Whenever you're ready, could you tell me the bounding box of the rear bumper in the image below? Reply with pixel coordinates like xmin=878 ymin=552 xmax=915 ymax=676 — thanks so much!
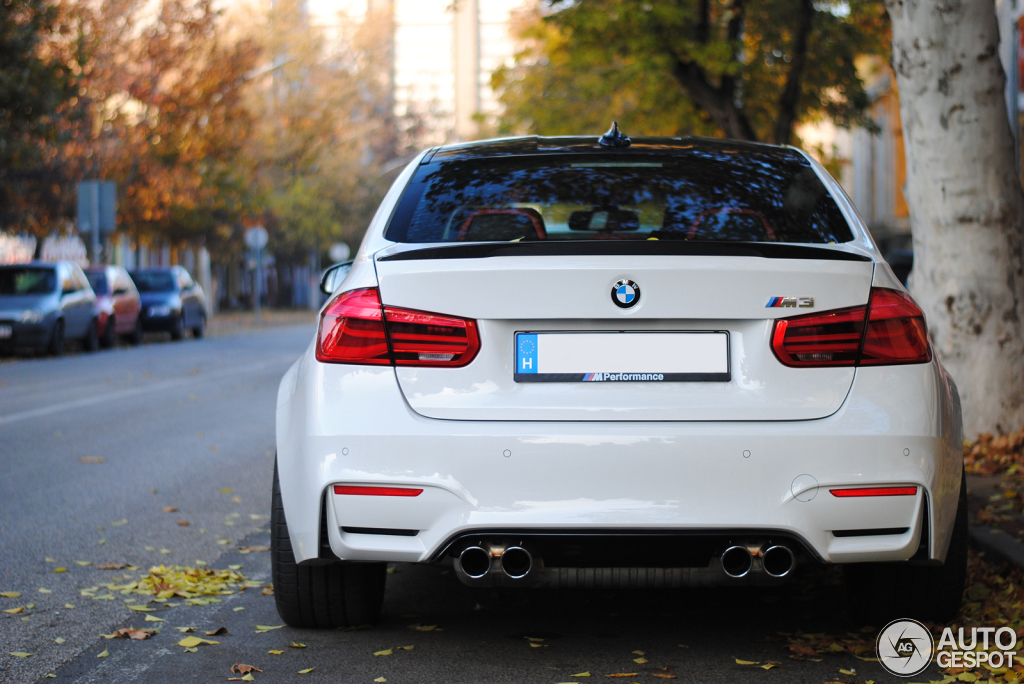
xmin=276 ymin=353 xmax=962 ymax=568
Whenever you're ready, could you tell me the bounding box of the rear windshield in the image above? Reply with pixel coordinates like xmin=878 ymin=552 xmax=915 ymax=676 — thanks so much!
xmin=131 ymin=271 xmax=176 ymax=292
xmin=385 ymin=152 xmax=853 ymax=244
xmin=0 ymin=268 xmax=57 ymax=295
xmin=85 ymin=270 xmax=108 ymax=294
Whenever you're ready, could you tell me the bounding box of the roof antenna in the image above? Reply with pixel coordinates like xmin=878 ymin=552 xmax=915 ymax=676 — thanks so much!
xmin=598 ymin=121 xmax=631 ymax=148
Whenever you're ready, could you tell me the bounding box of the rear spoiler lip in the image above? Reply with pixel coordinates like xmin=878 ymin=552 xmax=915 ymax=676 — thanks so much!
xmin=376 ymin=240 xmax=873 ymax=263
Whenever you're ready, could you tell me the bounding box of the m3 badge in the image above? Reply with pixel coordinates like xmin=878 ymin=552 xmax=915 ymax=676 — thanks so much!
xmin=766 ymin=296 xmax=814 ymax=308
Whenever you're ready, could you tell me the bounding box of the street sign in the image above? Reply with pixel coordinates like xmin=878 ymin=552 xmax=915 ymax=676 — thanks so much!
xmin=77 ymin=181 xmax=116 ymax=234
xmin=245 ymin=226 xmax=268 ymax=250
xmin=329 ymin=242 xmax=350 ymax=263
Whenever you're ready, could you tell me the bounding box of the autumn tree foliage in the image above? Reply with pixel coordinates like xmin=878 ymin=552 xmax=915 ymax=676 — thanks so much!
xmin=2 ymin=0 xmax=407 ymax=263
xmin=493 ymin=0 xmax=888 ymax=145
xmin=238 ymin=0 xmax=408 ymax=261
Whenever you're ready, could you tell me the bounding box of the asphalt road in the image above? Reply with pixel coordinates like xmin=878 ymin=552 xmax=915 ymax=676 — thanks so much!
xmin=0 ymin=325 xmax=925 ymax=684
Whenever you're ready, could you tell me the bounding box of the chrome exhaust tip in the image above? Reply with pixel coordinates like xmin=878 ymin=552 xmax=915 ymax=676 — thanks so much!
xmin=762 ymin=545 xmax=795 ymax=578
xmin=458 ymin=546 xmax=492 ymax=579
xmin=721 ymin=545 xmax=753 ymax=578
xmin=500 ymin=546 xmax=533 ymax=579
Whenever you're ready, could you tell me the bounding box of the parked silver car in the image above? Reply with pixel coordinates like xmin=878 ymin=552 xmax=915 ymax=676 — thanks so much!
xmin=0 ymin=261 xmax=99 ymax=355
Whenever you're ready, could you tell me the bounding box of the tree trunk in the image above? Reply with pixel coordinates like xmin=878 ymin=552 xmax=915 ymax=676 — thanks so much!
xmin=886 ymin=0 xmax=1024 ymax=436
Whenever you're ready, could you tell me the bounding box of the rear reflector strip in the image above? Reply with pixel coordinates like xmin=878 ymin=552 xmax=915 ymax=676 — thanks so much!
xmin=829 ymin=486 xmax=918 ymax=497
xmin=333 ymin=485 xmax=423 ymax=497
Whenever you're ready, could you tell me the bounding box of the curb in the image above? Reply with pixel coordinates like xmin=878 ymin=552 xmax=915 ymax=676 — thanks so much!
xmin=969 ymin=524 xmax=1024 ymax=569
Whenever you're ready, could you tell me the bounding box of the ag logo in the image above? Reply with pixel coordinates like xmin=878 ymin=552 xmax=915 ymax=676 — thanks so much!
xmin=877 ymin=619 xmax=934 ymax=677
xmin=611 ymin=279 xmax=641 ymax=309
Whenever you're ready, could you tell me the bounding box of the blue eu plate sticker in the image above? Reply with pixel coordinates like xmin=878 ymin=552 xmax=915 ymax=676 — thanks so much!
xmin=517 ymin=334 xmax=538 ymax=374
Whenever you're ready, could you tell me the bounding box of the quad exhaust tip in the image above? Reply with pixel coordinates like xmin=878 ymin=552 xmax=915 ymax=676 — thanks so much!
xmin=500 ymin=546 xmax=533 ymax=579
xmin=761 ymin=545 xmax=795 ymax=578
xmin=721 ymin=545 xmax=753 ymax=578
xmin=458 ymin=546 xmax=491 ymax=579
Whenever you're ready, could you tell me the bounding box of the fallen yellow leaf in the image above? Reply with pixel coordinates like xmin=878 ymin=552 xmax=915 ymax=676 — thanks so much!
xmin=735 ymin=659 xmax=759 ymax=665
xmin=127 ymin=605 xmax=154 ymax=612
xmin=183 ymin=647 xmax=198 ymax=653
xmin=290 ymin=642 xmax=306 ymax=648
xmin=175 ymin=627 xmax=194 ymax=633
xmin=413 ymin=624 xmax=436 ymax=631
xmin=38 ymin=588 xmax=51 ymax=594
xmin=178 ymin=636 xmax=219 ymax=648
xmin=632 ymin=650 xmax=644 ymax=656
xmin=240 ymin=675 xmax=255 ymax=682
xmin=74 ymin=561 xmax=91 ymax=566
xmin=525 ymin=637 xmax=545 ymax=642
xmin=396 ymin=645 xmax=414 ymax=651
xmin=373 ymin=678 xmax=385 ymax=683
xmin=571 ymin=673 xmax=591 ymax=677
xmin=634 ymin=657 xmax=648 ymax=664
xmin=54 ymin=638 xmax=65 ymax=644
xmin=53 ymin=568 xmax=67 ymax=573
xmin=267 ymin=650 xmax=284 ymax=655
xmin=97 ymin=649 xmax=109 ymax=658
xmin=839 ymin=669 xmax=856 ymax=676
xmin=144 ymin=615 xmax=164 ymax=622
xmin=298 ymin=668 xmax=315 ymax=674
xmin=374 ymin=648 xmax=393 ymax=656
xmin=1 ymin=592 xmax=22 ymax=598
xmin=10 ymin=652 xmax=34 ymax=658
xmin=64 ymin=603 xmax=74 ymax=609
xmin=4 ymin=607 xmax=24 ymax=614
xmin=760 ymin=663 xmax=777 ymax=670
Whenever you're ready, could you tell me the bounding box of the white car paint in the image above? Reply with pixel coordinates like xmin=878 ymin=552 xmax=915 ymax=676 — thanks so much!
xmin=276 ymin=140 xmax=963 ymax=580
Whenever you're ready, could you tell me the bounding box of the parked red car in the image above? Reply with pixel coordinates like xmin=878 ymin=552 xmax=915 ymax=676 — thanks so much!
xmin=84 ymin=266 xmax=143 ymax=347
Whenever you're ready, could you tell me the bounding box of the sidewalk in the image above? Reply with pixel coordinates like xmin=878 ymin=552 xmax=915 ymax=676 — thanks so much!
xmin=967 ymin=473 xmax=1024 ymax=568
xmin=207 ymin=309 xmax=318 ymax=337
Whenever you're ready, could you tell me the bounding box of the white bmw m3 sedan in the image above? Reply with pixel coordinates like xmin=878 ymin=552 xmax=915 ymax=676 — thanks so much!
xmin=273 ymin=126 xmax=966 ymax=628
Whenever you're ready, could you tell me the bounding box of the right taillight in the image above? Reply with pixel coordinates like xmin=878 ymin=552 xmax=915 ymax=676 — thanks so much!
xmin=316 ymin=287 xmax=480 ymax=367
xmin=771 ymin=287 xmax=931 ymax=368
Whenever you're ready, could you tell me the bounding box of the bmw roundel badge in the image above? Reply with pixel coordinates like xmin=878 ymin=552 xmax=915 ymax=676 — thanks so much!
xmin=611 ymin=279 xmax=641 ymax=308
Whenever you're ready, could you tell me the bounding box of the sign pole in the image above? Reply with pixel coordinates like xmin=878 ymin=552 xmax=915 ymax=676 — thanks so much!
xmin=255 ymin=245 xmax=262 ymax=322
xmin=91 ymin=183 xmax=101 ymax=265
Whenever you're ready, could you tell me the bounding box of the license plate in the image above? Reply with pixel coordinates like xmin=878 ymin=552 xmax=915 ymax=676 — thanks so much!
xmin=0 ymin=325 xmax=11 ymax=339
xmin=514 ymin=332 xmax=730 ymax=383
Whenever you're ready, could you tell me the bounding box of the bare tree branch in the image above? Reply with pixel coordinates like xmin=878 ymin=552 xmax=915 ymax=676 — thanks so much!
xmin=772 ymin=0 xmax=815 ymax=144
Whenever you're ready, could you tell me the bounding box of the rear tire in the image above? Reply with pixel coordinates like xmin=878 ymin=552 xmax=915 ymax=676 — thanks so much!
xmin=101 ymin=316 xmax=116 ymax=348
xmin=83 ymin=319 xmax=99 ymax=352
xmin=48 ymin=320 xmax=65 ymax=357
xmin=192 ymin=314 xmax=205 ymax=339
xmin=844 ymin=470 xmax=968 ymax=623
xmin=271 ymin=460 xmax=386 ymax=628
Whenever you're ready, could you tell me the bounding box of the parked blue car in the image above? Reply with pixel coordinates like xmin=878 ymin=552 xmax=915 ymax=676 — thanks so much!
xmin=130 ymin=266 xmax=207 ymax=340
xmin=0 ymin=261 xmax=99 ymax=355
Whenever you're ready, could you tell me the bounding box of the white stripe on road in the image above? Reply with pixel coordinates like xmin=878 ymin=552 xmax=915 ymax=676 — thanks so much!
xmin=0 ymin=354 xmax=297 ymax=426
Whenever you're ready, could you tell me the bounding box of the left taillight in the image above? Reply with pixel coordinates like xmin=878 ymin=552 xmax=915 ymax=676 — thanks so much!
xmin=316 ymin=287 xmax=480 ymax=367
xmin=771 ymin=287 xmax=931 ymax=368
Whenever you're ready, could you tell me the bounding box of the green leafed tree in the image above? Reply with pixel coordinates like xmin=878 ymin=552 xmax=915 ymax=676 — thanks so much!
xmin=493 ymin=0 xmax=888 ymax=144
xmin=0 ymin=0 xmax=86 ymax=232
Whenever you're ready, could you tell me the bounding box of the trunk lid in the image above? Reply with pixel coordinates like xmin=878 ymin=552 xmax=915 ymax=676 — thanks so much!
xmin=375 ymin=246 xmax=874 ymax=421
